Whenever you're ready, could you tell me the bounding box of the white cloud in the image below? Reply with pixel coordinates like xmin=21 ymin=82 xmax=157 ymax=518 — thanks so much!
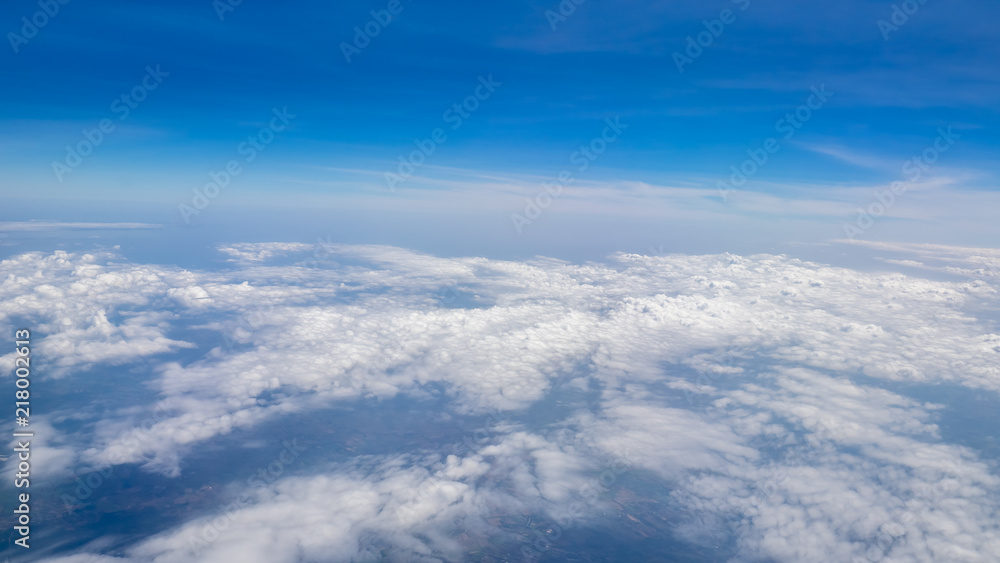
xmin=45 ymin=432 xmax=597 ymax=563
xmin=0 ymin=222 xmax=162 ymax=231
xmin=0 ymin=251 xmax=196 ymax=377
xmin=4 ymin=418 xmax=76 ymax=481
xmin=217 ymin=243 xmax=314 ymax=263
xmin=9 ymin=243 xmax=1000 ymax=562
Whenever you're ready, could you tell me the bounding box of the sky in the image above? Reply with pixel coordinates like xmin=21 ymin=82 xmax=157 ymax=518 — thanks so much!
xmin=2 ymin=0 xmax=999 ymax=260
xmin=4 ymin=3 xmax=1000 ymax=562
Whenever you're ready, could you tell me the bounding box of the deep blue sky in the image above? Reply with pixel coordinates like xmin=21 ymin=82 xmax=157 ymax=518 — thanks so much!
xmin=1 ymin=0 xmax=998 ymax=255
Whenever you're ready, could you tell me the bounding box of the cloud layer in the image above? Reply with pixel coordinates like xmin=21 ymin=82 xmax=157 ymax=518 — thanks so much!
xmin=3 ymin=243 xmax=999 ymax=562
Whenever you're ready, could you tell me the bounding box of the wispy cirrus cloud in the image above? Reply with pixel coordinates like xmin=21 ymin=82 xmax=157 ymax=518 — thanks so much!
xmin=0 ymin=222 xmax=163 ymax=231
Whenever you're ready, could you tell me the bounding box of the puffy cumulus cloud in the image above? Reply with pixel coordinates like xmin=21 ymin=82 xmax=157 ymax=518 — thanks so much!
xmin=601 ymin=253 xmax=1000 ymax=392
xmin=579 ymin=402 xmax=759 ymax=479
xmin=217 ymin=242 xmax=314 ymax=264
xmin=43 ymin=432 xmax=599 ymax=563
xmin=165 ymin=286 xmax=211 ymax=308
xmin=83 ymin=297 xmax=599 ymax=472
xmin=0 ymin=251 xmax=196 ymax=377
xmin=583 ymin=367 xmax=1000 ymax=562
xmin=9 ymin=243 xmax=1000 ymax=562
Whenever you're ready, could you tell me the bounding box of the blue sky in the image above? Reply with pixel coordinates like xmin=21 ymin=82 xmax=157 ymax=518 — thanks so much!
xmin=6 ymin=4 xmax=1000 ymax=560
xmin=2 ymin=0 xmax=998 ymax=257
